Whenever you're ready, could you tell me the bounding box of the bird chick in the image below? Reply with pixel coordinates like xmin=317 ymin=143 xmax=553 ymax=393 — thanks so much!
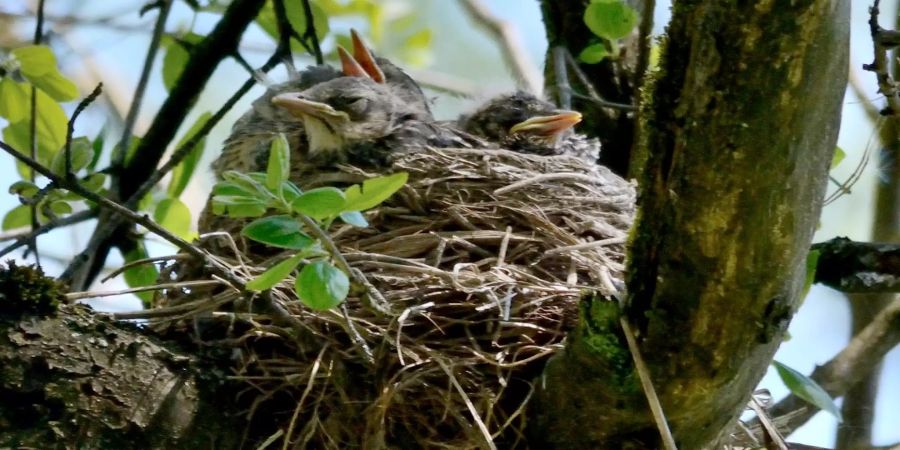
xmin=460 ymin=92 xmax=600 ymax=163
xmin=212 ymin=65 xmax=341 ymax=177
xmin=271 ymin=75 xmax=429 ymax=168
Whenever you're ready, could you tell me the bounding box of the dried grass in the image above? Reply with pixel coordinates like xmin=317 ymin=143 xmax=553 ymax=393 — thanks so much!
xmin=156 ymin=147 xmax=635 ymax=448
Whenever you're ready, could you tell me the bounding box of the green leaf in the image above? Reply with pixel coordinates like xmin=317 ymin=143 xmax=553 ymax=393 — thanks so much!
xmin=282 ymin=180 xmax=303 ymax=204
xmin=832 ymin=146 xmax=846 ymax=169
xmin=579 ymin=43 xmax=610 ymax=64
xmin=772 ymin=361 xmax=842 ymax=422
xmin=0 ymin=77 xmax=30 ymax=122
xmin=1 ymin=84 xmax=68 ymax=171
xmin=48 ymin=200 xmax=72 ymax=216
xmin=89 ymin=128 xmax=105 ymax=171
xmin=245 ymin=253 xmax=304 ymax=291
xmin=81 ymin=173 xmax=107 ymax=193
xmin=154 ymin=198 xmax=193 ymax=241
xmin=339 ymin=210 xmax=368 ymax=227
xmin=2 ymin=205 xmax=31 ymax=230
xmin=241 ymin=215 xmax=313 ymax=249
xmin=168 ymin=111 xmax=212 ymax=197
xmin=222 ymin=171 xmax=274 ymax=199
xmin=211 ymin=195 xmax=268 ymax=218
xmin=9 ymin=180 xmax=39 ymax=199
xmin=12 ymin=45 xmax=78 ymax=101
xmin=295 ymin=261 xmax=349 ymax=310
xmin=50 ymin=136 xmax=93 ymax=176
xmin=122 ymin=243 xmax=160 ymax=306
xmin=343 ymin=172 xmax=408 ymax=212
xmin=291 ymin=187 xmax=345 ymax=220
xmin=266 ymin=133 xmax=290 ymax=192
xmin=584 ymin=0 xmax=638 ymax=41
xmin=161 ymin=33 xmax=203 ymax=91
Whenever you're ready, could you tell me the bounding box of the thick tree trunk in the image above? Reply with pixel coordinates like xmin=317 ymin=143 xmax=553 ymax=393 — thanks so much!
xmin=531 ymin=1 xmax=849 ymax=448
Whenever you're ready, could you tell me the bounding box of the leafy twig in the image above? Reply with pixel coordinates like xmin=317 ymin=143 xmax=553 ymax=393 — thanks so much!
xmin=27 ymin=0 xmax=48 ymax=265
xmin=0 ymin=209 xmax=96 ymax=258
xmin=65 ymin=83 xmax=103 ymax=176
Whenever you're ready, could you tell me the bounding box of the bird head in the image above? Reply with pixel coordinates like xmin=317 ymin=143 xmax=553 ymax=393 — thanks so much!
xmin=462 ymin=92 xmax=583 ymax=148
xmin=271 ymin=76 xmax=415 ymax=159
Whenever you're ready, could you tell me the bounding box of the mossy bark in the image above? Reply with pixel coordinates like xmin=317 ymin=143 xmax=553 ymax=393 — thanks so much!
xmin=531 ymin=1 xmax=849 ymax=448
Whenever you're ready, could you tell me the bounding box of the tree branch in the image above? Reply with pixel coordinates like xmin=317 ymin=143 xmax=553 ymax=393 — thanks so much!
xmin=458 ymin=0 xmax=542 ymax=94
xmin=812 ymin=237 xmax=900 ymax=293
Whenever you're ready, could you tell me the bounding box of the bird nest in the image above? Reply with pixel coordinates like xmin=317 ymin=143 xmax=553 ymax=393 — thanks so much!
xmin=158 ymin=147 xmax=635 ymax=448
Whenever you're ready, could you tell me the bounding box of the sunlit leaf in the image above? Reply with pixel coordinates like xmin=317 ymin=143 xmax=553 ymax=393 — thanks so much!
xmin=831 ymin=146 xmax=845 ymax=169
xmin=295 ymin=260 xmax=349 ymax=310
xmin=168 ymin=111 xmax=212 ymax=197
xmin=246 ymin=253 xmax=304 ymax=291
xmin=266 ymin=133 xmax=290 ymax=193
xmin=772 ymin=361 xmax=842 ymax=422
xmin=81 ymin=173 xmax=106 ymax=193
xmin=291 ymin=187 xmax=345 ymax=220
xmin=241 ymin=215 xmax=313 ymax=249
xmin=49 ymin=136 xmax=92 ymax=176
xmin=161 ymin=33 xmax=203 ymax=91
xmin=579 ymin=43 xmax=610 ymax=64
xmin=584 ymin=0 xmax=638 ymax=41
xmin=0 ymin=77 xmax=30 ymax=122
xmin=2 ymin=205 xmax=31 ymax=230
xmin=12 ymin=45 xmax=78 ymax=101
xmin=9 ymin=180 xmax=39 ymax=199
xmin=0 ymin=83 xmax=68 ymax=172
xmin=211 ymin=195 xmax=268 ymax=218
xmin=122 ymin=243 xmax=160 ymax=306
xmin=154 ymin=197 xmax=193 ymax=240
xmin=343 ymin=172 xmax=407 ymax=212
xmin=48 ymin=200 xmax=72 ymax=216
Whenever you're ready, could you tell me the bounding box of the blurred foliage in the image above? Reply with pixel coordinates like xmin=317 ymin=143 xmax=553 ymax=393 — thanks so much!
xmin=578 ymin=0 xmax=638 ymax=64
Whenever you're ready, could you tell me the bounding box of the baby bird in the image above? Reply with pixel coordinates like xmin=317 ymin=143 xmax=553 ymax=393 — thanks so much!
xmin=460 ymin=92 xmax=600 ymax=163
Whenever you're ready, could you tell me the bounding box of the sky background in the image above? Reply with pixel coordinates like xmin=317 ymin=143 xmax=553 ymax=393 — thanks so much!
xmin=0 ymin=0 xmax=895 ymax=446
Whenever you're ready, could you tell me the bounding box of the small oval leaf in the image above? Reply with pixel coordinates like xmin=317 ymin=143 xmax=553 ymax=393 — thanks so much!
xmin=339 ymin=211 xmax=368 ymax=227
xmin=241 ymin=215 xmax=313 ymax=249
xmin=2 ymin=205 xmax=32 ymax=230
xmin=295 ymin=261 xmax=349 ymax=310
xmin=773 ymin=361 xmax=842 ymax=422
xmin=291 ymin=187 xmax=346 ymax=220
xmin=343 ymin=172 xmax=408 ymax=212
xmin=267 ymin=133 xmax=290 ymax=192
xmin=154 ymin=198 xmax=193 ymax=240
xmin=583 ymin=1 xmax=638 ymax=41
xmin=246 ymin=253 xmax=304 ymax=292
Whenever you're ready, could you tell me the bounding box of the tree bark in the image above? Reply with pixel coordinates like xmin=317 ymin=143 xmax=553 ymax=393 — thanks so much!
xmin=0 ymin=305 xmax=246 ymax=449
xmin=531 ymin=1 xmax=849 ymax=448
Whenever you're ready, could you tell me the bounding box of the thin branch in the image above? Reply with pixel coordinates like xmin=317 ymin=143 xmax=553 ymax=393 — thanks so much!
xmin=65 ymin=83 xmax=103 ymax=176
xmin=563 ymin=50 xmax=636 ymax=111
xmin=849 ymin=62 xmax=881 ymax=123
xmin=863 ymin=0 xmax=900 ymax=115
xmin=553 ymin=46 xmax=572 ymax=109
xmin=27 ymin=0 xmax=47 ymax=265
xmin=111 ymin=0 xmax=172 ymax=172
xmin=458 ymin=0 xmax=542 ymax=94
xmin=745 ymin=297 xmax=900 ymax=435
xmin=0 ymin=209 xmax=96 ymax=258
xmin=299 ymin=0 xmax=323 ymax=64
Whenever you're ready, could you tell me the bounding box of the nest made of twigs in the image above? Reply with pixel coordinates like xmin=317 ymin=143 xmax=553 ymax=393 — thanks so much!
xmin=157 ymin=146 xmax=635 ymax=449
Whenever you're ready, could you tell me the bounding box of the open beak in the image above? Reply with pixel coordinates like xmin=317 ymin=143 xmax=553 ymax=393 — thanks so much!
xmin=271 ymin=92 xmax=348 ymax=121
xmin=350 ymin=29 xmax=386 ymax=83
xmin=338 ymin=45 xmax=371 ymax=79
xmin=508 ymin=111 xmax=582 ymax=137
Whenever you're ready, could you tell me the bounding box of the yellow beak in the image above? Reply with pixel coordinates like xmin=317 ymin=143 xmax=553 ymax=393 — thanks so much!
xmin=508 ymin=111 xmax=583 ymax=136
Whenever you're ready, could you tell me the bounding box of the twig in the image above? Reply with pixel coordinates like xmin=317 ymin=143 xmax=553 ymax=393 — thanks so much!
xmin=65 ymin=280 xmax=224 ymax=301
xmin=812 ymin=237 xmax=900 ymax=293
xmin=745 ymin=297 xmax=900 ymax=436
xmin=100 ymin=253 xmax=187 ymax=282
xmin=553 ymin=46 xmax=571 ymax=109
xmin=0 ymin=209 xmax=95 ymax=258
xmin=65 ymin=83 xmax=103 ymax=176
xmin=111 ymin=0 xmax=172 ymax=172
xmin=563 ymin=50 xmax=637 ymax=111
xmin=458 ymin=0 xmax=541 ymax=94
xmin=299 ymin=0 xmax=323 ymax=64
xmin=864 ymin=0 xmax=900 ymax=114
xmin=544 ymin=236 xmax=626 ymax=257
xmin=493 ymin=172 xmax=600 ymax=195
xmin=849 ymin=62 xmax=881 ymax=123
